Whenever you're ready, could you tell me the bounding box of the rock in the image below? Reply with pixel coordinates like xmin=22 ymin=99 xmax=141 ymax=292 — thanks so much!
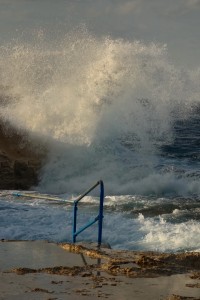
xmin=0 ymin=121 xmax=46 ymax=190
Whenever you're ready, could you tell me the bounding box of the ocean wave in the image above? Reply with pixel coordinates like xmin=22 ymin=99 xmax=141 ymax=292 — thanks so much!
xmin=0 ymin=28 xmax=200 ymax=195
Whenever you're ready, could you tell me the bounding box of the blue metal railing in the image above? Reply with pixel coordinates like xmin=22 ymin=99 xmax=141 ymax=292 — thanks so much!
xmin=12 ymin=180 xmax=104 ymax=246
xmin=72 ymin=180 xmax=104 ymax=246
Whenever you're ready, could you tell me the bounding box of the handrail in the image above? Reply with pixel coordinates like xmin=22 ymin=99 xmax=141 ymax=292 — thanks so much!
xmin=72 ymin=180 xmax=104 ymax=246
xmin=12 ymin=180 xmax=105 ymax=246
xmin=12 ymin=192 xmax=70 ymax=202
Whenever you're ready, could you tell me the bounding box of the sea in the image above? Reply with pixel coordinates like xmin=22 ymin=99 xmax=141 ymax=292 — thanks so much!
xmin=0 ymin=29 xmax=200 ymax=252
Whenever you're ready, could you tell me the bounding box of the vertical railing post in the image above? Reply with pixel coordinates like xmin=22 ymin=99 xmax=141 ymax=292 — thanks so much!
xmin=98 ymin=180 xmax=104 ymax=246
xmin=73 ymin=202 xmax=78 ymax=243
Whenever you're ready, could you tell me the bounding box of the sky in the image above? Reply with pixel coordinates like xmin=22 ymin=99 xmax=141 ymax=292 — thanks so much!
xmin=0 ymin=0 xmax=200 ymax=69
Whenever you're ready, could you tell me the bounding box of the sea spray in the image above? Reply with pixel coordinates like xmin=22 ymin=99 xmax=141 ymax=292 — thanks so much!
xmin=0 ymin=28 xmax=200 ymax=195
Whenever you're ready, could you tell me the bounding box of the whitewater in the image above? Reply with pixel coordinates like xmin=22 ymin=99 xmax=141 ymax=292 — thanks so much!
xmin=0 ymin=28 xmax=200 ymax=252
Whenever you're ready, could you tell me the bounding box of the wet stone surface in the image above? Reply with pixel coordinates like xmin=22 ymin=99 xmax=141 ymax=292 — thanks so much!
xmin=1 ymin=241 xmax=200 ymax=299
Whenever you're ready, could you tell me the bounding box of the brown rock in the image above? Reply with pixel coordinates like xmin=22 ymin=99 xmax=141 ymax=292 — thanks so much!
xmin=0 ymin=121 xmax=46 ymax=190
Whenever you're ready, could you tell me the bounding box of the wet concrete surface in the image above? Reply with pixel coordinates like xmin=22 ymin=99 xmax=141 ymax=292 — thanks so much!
xmin=0 ymin=240 xmax=96 ymax=270
xmin=0 ymin=241 xmax=200 ymax=300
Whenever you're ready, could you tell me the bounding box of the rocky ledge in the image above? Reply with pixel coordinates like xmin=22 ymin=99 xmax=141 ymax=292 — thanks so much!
xmin=0 ymin=122 xmax=45 ymax=190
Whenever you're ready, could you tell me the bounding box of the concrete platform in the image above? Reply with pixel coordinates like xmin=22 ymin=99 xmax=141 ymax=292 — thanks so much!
xmin=0 ymin=241 xmax=200 ymax=300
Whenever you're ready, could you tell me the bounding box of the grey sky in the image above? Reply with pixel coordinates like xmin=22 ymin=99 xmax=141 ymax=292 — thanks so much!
xmin=0 ymin=0 xmax=200 ymax=68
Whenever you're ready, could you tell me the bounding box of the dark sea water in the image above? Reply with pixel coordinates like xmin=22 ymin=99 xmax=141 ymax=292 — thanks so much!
xmin=0 ymin=30 xmax=200 ymax=252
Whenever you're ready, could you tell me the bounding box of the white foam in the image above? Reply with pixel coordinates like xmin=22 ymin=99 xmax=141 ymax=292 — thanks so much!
xmin=0 ymin=28 xmax=200 ymax=195
xmin=1 ymin=195 xmax=200 ymax=252
xmin=137 ymin=213 xmax=200 ymax=252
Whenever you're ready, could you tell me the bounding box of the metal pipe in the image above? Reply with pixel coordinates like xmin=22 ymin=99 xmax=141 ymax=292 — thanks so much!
xmin=75 ymin=181 xmax=100 ymax=203
xmin=73 ymin=216 xmax=99 ymax=237
xmin=73 ymin=202 xmax=78 ymax=243
xmin=12 ymin=192 xmax=70 ymax=202
xmin=98 ymin=180 xmax=104 ymax=246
